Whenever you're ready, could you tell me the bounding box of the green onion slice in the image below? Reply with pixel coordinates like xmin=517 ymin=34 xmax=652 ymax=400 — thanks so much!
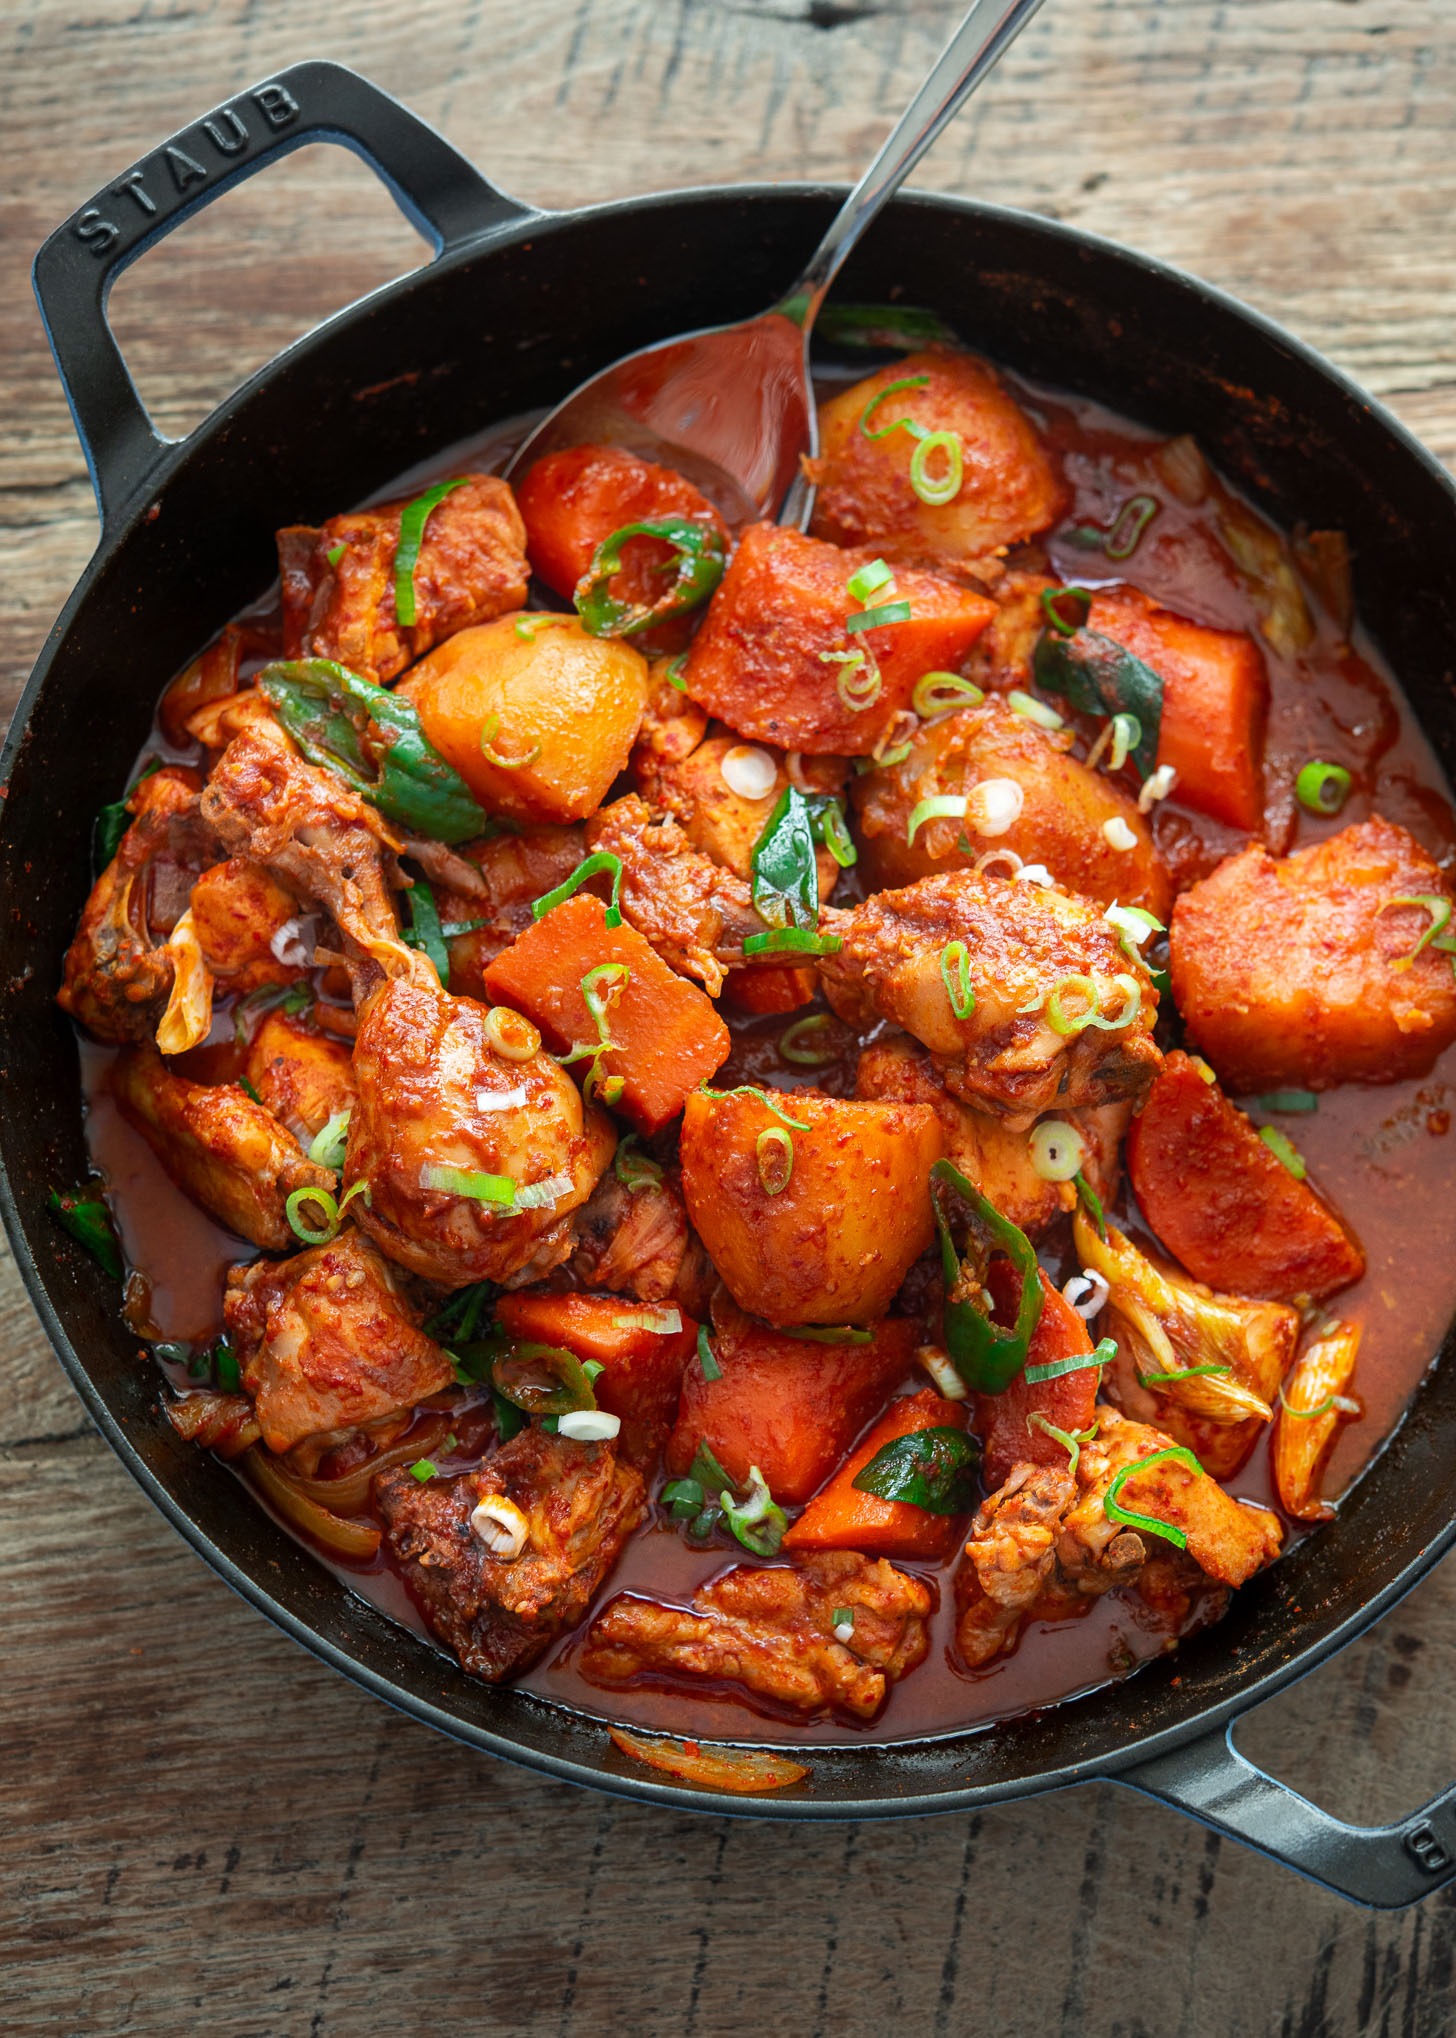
xmin=699 ymin=1082 xmax=810 ymax=1130
xmin=238 ymin=1075 xmax=264 ymax=1107
xmin=284 ymin=1179 xmax=369 ymax=1246
xmin=719 ymin=1465 xmax=788 ymax=1557
xmin=326 ymin=541 xmax=347 ymax=568
xmin=846 ymin=599 xmax=912 ymax=635
xmin=912 ymin=671 xmax=984 ymax=720
xmin=531 ymin=850 xmax=624 ymax=929
xmin=779 ymin=1013 xmax=839 ymax=1066
xmin=665 ymin=653 xmax=689 ymax=693
xmin=756 ymin=1126 xmax=794 ymax=1196
xmin=233 ymin=978 xmax=312 ymax=1045
xmin=614 ymin=1135 xmax=664 ymax=1192
xmin=47 ymin=1187 xmax=122 ymax=1279
xmin=820 ymin=645 xmax=884 ymax=713
xmin=1102 ymin=1443 xmax=1203 ymax=1550
xmin=1294 ymin=759 xmax=1353 ymax=816
xmin=1074 ymin=1170 xmax=1107 ymax=1238
xmin=420 ymin=1165 xmax=518 ymax=1206
xmin=859 ymin=375 xmax=931 ymax=439
xmin=480 ymin=711 xmax=543 ymax=772
xmin=1025 ymin=1337 xmax=1117 ymax=1386
xmin=783 ymin=1324 xmax=874 ymax=1344
xmin=1027 ymin=1412 xmax=1099 ymax=1476
xmin=575 ymin=516 xmax=726 ymax=637
xmin=307 ymin=1108 xmax=352 ymax=1173
xmin=1104 ymin=904 xmax=1164 ymax=970
xmin=1040 ymin=586 xmax=1093 ymax=638
xmin=1258 ymin=1125 xmax=1307 ymax=1179
xmin=1382 ymin=893 xmax=1454 ymax=972
xmin=908 ymin=430 xmax=964 ymax=506
xmin=408 ymin=1458 xmax=437 ymax=1482
xmin=940 ymin=939 xmax=975 ymax=1020
xmin=1137 ymin=1362 xmax=1233 ymax=1387
xmin=1277 ymin=1384 xmax=1337 ymax=1420
xmin=931 ymin=1157 xmax=1044 ymax=1395
xmin=696 ymin=1324 xmax=723 ymax=1382
xmin=395 ymin=479 xmax=470 ymax=629
xmin=906 ymin=793 xmax=968 ymax=847
xmin=846 ymin=558 xmax=896 ymax=603
xmin=1104 ymin=494 xmax=1160 ymax=560
xmin=1108 ymin=712 xmax=1142 ymax=772
xmin=1045 ymin=973 xmax=1142 ymax=1037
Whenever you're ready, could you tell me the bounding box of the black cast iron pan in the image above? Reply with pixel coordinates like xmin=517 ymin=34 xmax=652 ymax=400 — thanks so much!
xmin=9 ymin=59 xmax=1456 ymax=1905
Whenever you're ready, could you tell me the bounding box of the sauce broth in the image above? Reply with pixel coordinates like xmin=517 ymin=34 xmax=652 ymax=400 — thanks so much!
xmin=74 ymin=364 xmax=1456 ymax=1744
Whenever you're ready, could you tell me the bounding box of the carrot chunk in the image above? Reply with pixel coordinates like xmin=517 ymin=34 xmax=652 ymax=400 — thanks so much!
xmin=1126 ymin=1051 xmax=1365 ymax=1304
xmin=783 ymin=1389 xmax=970 ymax=1558
xmin=494 ymin=1289 xmax=697 ymax=1471
xmin=665 ymin=1314 xmax=918 ymax=1505
xmin=483 ymin=893 xmax=730 ymax=1134
xmin=516 ymin=443 xmax=727 ymax=607
xmin=976 ymin=1263 xmax=1100 ymax=1489
xmin=1088 ymin=587 xmax=1268 ymax=832
xmin=682 ymin=524 xmax=997 ymax=756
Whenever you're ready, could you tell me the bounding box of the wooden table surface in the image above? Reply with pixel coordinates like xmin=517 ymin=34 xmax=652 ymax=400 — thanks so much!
xmin=6 ymin=2 xmax=1456 ymax=2030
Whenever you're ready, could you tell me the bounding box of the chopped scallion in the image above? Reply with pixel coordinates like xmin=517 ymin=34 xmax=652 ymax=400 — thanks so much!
xmin=394 ymin=479 xmax=470 ymax=628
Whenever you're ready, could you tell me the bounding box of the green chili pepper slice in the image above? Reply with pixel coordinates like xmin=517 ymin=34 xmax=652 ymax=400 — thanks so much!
xmin=930 ymin=1157 xmax=1044 ymax=1394
xmin=257 ymin=658 xmax=488 ymax=844
xmin=575 ymin=517 xmax=726 ymax=637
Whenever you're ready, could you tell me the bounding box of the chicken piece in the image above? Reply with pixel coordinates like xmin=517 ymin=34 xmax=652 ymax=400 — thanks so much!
xmin=632 ymin=724 xmax=846 ymax=897
xmin=224 ymin=1229 xmax=453 ymax=1455
xmin=585 ymin=795 xmax=775 ymax=995
xmin=199 ymin=716 xmax=418 ymax=980
xmin=278 ymin=473 xmax=529 ymax=686
xmin=559 ymin=1164 xmax=711 ymax=1309
xmin=964 ymin=570 xmax=1057 ymax=693
xmin=58 ymin=767 xmax=219 ymax=1043
xmin=806 ymin=349 xmax=1068 ymax=573
xmin=855 ymin=1032 xmax=1127 ymax=1238
xmin=955 ymin=1405 xmax=1283 ymax=1667
xmin=821 ymin=871 xmax=1162 ymax=1127
xmin=632 ymin=666 xmax=710 ymax=772
xmin=188 ymin=858 xmax=305 ymax=991
xmin=376 ymin=1425 xmax=645 ymax=1681
xmin=851 ymin=695 xmax=1171 ymax=915
xmin=346 ymin=974 xmax=614 ymax=1286
xmin=581 ymin=1552 xmax=934 ymax=1720
xmin=430 ymin=825 xmax=587 ymax=997
xmin=244 ymin=1011 xmax=357 ymax=1146
xmin=1170 ymin=817 xmax=1456 ymax=1089
xmin=113 ymin=1045 xmax=336 ymax=1251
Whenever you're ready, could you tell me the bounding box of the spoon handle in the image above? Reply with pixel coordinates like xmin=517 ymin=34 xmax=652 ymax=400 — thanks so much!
xmin=789 ymin=0 xmax=1050 ymax=324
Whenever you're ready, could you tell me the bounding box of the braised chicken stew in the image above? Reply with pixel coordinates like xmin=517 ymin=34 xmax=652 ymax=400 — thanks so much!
xmin=53 ymin=333 xmax=1456 ymax=1762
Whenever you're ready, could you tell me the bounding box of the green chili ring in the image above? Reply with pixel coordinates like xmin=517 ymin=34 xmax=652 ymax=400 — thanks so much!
xmin=575 ymin=517 xmax=726 ymax=637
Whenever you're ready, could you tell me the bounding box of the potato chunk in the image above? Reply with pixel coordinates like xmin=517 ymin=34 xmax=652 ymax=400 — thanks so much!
xmin=821 ymin=871 xmax=1162 ymax=1126
xmin=244 ymin=1011 xmax=356 ymax=1146
xmin=277 ymin=473 xmax=529 ymax=685
xmin=1170 ymin=817 xmax=1456 ymax=1089
xmin=678 ymin=1086 xmax=942 ymax=1325
xmin=806 ymin=349 xmax=1067 ymax=569
xmin=854 ymin=1032 xmax=1126 ymax=1239
xmin=681 ymin=523 xmax=996 ymax=756
xmin=851 ymin=693 xmax=1170 ymax=913
xmin=188 ymin=858 xmax=302 ymax=991
xmin=398 ymin=614 xmax=649 ymax=824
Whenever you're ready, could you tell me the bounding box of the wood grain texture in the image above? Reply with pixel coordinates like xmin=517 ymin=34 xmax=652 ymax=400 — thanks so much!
xmin=5 ymin=2 xmax=1456 ymax=2031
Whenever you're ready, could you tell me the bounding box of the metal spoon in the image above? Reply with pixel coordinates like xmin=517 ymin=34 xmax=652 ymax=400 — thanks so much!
xmin=506 ymin=0 xmax=1049 ymax=526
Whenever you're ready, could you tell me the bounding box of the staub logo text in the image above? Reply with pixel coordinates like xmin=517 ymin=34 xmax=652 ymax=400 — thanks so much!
xmin=72 ymin=82 xmax=301 ymax=256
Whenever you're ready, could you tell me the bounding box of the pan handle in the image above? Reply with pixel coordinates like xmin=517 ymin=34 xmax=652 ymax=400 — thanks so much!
xmin=1115 ymin=1722 xmax=1456 ymax=1908
xmin=31 ymin=59 xmax=537 ymax=530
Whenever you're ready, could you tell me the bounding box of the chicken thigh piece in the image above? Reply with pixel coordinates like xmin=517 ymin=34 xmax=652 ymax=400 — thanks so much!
xmin=581 ymin=1552 xmax=934 ymax=1720
xmin=225 ymin=1229 xmax=454 ymax=1456
xmin=345 ymin=974 xmax=615 ymax=1286
xmin=376 ymin=1426 xmax=646 ymax=1681
xmin=822 ymin=870 xmax=1162 ymax=1126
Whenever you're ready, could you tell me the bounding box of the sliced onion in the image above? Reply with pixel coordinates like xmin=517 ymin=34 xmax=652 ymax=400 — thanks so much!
xmin=269 ymin=915 xmax=316 ymax=967
xmin=558 ymin=1410 xmax=622 ymax=1441
xmin=1138 ymin=765 xmax=1178 ymax=813
xmin=973 ymin=847 xmax=1023 ymax=878
xmin=244 ymin=1445 xmax=383 ymax=1560
xmin=515 ymin=1170 xmax=574 ymax=1210
xmin=475 ymin=1086 xmax=529 ymax=1113
xmin=916 ymin=1344 xmax=969 ymax=1400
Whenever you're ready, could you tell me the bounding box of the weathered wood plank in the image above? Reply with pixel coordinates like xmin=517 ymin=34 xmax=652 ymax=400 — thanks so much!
xmin=6 ymin=3 xmax=1456 ymax=2032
